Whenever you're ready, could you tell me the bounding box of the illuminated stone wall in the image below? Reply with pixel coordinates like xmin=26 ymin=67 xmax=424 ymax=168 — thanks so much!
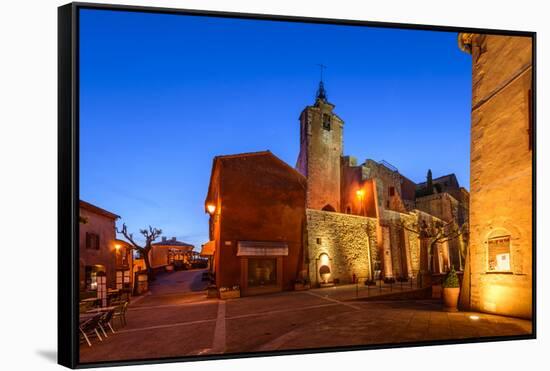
xmin=296 ymin=98 xmax=344 ymax=212
xmin=415 ymin=193 xmax=458 ymax=223
xmin=381 ymin=210 xmax=422 ymax=278
xmin=306 ymin=209 xmax=378 ymax=284
xmin=415 ymin=194 xmax=463 ymax=270
xmin=382 ymin=209 xmax=454 ymax=278
xmin=361 ymin=160 xmax=407 ymax=212
xmin=461 ymin=34 xmax=533 ymax=319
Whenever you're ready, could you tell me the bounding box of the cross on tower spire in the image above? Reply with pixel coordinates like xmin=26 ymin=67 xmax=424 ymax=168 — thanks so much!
xmin=316 ymin=64 xmax=327 ymax=101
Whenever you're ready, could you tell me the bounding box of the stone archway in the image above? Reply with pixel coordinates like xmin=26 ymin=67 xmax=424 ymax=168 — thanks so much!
xmin=322 ymin=204 xmax=336 ymax=212
xmin=316 ymin=253 xmax=333 ymax=286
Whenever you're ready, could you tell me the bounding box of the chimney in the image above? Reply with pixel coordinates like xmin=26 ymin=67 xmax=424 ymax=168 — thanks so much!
xmin=162 ymin=237 xmax=167 ymax=242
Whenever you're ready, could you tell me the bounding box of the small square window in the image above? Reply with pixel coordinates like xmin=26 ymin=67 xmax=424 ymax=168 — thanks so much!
xmin=487 ymin=236 xmax=511 ymax=272
xmin=316 ymin=238 xmax=322 ymax=245
xmin=389 ymin=186 xmax=395 ymax=196
xmin=86 ymin=232 xmax=100 ymax=250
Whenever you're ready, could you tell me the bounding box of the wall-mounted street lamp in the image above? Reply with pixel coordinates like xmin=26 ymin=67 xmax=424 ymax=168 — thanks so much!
xmin=206 ymin=203 xmax=216 ymax=215
xmin=356 ymin=189 xmax=365 ymax=216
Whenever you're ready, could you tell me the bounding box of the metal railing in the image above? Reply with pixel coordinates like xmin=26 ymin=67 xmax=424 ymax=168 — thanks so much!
xmin=353 ymin=276 xmax=422 ymax=299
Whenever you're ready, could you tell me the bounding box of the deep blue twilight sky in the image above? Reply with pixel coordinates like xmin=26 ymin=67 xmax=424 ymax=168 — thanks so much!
xmin=79 ymin=9 xmax=472 ymax=247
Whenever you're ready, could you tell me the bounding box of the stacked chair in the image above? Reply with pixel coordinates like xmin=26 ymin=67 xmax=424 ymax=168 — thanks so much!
xmin=79 ymin=294 xmax=130 ymax=347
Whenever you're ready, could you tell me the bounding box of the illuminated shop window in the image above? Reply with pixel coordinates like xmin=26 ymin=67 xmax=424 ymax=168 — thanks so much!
xmin=247 ymin=258 xmax=277 ymax=287
xmin=487 ymin=235 xmax=511 ymax=272
xmin=85 ymin=265 xmax=105 ymax=290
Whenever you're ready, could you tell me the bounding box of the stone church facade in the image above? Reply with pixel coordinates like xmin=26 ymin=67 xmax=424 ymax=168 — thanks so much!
xmin=296 ymin=82 xmax=468 ymax=286
xmin=205 ymin=80 xmax=469 ymax=295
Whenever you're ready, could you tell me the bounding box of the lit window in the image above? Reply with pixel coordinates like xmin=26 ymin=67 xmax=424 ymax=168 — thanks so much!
xmin=85 ymin=265 xmax=104 ymax=290
xmin=487 ymin=236 xmax=511 ymax=272
xmin=248 ymin=258 xmax=277 ymax=287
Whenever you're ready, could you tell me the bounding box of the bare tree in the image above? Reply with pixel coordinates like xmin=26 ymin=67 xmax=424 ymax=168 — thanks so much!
xmin=117 ymin=223 xmax=162 ymax=281
xmin=397 ymin=214 xmax=468 ymax=273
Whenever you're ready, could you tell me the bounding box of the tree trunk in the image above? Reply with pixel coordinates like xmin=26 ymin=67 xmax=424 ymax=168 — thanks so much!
xmin=142 ymin=248 xmax=155 ymax=281
xmin=429 ymin=240 xmax=438 ymax=273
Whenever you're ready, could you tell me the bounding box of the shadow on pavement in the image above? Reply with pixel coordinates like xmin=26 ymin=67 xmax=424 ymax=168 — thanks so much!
xmin=190 ymin=271 xmax=208 ymax=292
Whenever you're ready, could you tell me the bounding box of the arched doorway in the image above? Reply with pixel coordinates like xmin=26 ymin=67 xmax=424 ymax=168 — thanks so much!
xmin=322 ymin=204 xmax=336 ymax=212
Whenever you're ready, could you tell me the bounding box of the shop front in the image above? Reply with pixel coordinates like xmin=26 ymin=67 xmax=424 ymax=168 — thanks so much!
xmin=238 ymin=241 xmax=288 ymax=296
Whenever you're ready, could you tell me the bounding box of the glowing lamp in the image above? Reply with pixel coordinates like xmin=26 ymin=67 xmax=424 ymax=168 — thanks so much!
xmin=469 ymin=315 xmax=480 ymax=320
xmin=356 ymin=189 xmax=365 ymax=198
xmin=206 ymin=203 xmax=216 ymax=215
xmin=115 ymin=244 xmax=121 ymax=250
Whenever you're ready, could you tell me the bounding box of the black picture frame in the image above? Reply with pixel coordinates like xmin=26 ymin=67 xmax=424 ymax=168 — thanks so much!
xmin=58 ymin=2 xmax=536 ymax=369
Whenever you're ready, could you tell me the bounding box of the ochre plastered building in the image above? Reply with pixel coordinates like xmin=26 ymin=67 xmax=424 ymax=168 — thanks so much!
xmin=459 ymin=34 xmax=533 ymax=319
xmin=205 ymin=152 xmax=307 ymax=296
xmin=150 ymin=237 xmax=195 ymax=268
xmin=79 ymin=200 xmax=134 ymax=295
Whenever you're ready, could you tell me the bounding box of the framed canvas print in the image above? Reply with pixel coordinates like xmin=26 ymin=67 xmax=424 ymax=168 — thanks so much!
xmin=58 ymin=2 xmax=536 ymax=368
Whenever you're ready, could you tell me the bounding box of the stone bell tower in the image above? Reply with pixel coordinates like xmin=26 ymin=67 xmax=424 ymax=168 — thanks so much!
xmin=296 ymin=81 xmax=344 ymax=211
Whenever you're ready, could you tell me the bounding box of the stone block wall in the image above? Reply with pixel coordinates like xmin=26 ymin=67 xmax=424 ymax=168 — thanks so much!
xmin=297 ymin=100 xmax=344 ymax=212
xmin=462 ymin=34 xmax=533 ymax=319
xmin=306 ymin=209 xmax=377 ymax=284
xmin=382 ymin=210 xmax=422 ymax=279
xmin=415 ymin=192 xmax=459 ymax=223
xmin=361 ymin=160 xmax=404 ymax=212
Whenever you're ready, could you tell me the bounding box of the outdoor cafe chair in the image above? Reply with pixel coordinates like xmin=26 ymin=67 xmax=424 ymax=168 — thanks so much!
xmin=112 ymin=301 xmax=129 ymax=327
xmin=107 ymin=291 xmax=121 ymax=305
xmin=79 ymin=313 xmax=104 ymax=347
xmin=98 ymin=309 xmax=116 ymax=336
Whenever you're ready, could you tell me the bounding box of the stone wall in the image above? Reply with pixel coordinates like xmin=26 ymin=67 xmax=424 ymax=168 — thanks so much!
xmin=340 ymin=159 xmax=379 ymax=218
xmin=381 ymin=209 xmax=456 ymax=278
xmin=296 ymin=99 xmax=344 ymax=212
xmin=415 ymin=192 xmax=458 ymax=223
xmin=306 ymin=209 xmax=377 ymax=284
xmin=361 ymin=160 xmax=406 ymax=213
xmin=461 ymin=34 xmax=533 ymax=319
xmin=381 ymin=210 xmax=421 ymax=278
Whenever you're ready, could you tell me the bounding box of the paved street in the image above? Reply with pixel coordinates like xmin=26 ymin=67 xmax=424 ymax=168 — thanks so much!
xmin=80 ymin=271 xmax=532 ymax=363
